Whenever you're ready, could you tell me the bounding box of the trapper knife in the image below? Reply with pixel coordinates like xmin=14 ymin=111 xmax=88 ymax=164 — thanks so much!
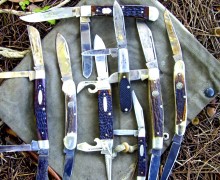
xmin=0 ymin=26 xmax=49 ymax=180
xmin=19 ymin=5 xmax=159 ymax=22
xmin=77 ymin=35 xmax=113 ymax=180
xmin=161 ymin=10 xmax=187 ymax=180
xmin=136 ymin=19 xmax=164 ymax=180
xmin=56 ymin=33 xmax=77 ymax=180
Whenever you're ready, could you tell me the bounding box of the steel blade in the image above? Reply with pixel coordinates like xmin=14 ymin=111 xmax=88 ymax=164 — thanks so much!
xmin=20 ymin=7 xmax=77 ymax=22
xmin=56 ymin=33 xmax=73 ymax=81
xmin=63 ymin=149 xmax=75 ymax=180
xmin=94 ymin=35 xmax=108 ymax=79
xmin=161 ymin=141 xmax=181 ymax=180
xmin=82 ymin=48 xmax=118 ymax=57
xmin=132 ymin=91 xmax=145 ymax=130
xmin=105 ymin=154 xmax=112 ymax=180
xmin=136 ymin=19 xmax=158 ymax=69
xmin=113 ymin=1 xmax=127 ymax=48
xmin=113 ymin=129 xmax=138 ymax=136
xmin=36 ymin=150 xmax=49 ymax=180
xmin=0 ymin=71 xmax=36 ymax=81
xmin=164 ymin=10 xmax=183 ymax=61
xmin=80 ymin=17 xmax=92 ymax=78
xmin=148 ymin=149 xmax=161 ymax=180
xmin=27 ymin=25 xmax=45 ymax=71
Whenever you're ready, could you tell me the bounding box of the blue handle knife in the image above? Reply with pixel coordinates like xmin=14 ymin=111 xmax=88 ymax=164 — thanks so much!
xmin=161 ymin=10 xmax=187 ymax=180
xmin=77 ymin=35 xmax=113 ymax=180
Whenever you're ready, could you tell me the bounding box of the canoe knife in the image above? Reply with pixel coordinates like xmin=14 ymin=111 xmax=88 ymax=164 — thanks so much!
xmin=77 ymin=35 xmax=113 ymax=180
xmin=56 ymin=33 xmax=77 ymax=180
xmin=0 ymin=26 xmax=49 ymax=180
xmin=161 ymin=10 xmax=187 ymax=180
xmin=136 ymin=19 xmax=164 ymax=180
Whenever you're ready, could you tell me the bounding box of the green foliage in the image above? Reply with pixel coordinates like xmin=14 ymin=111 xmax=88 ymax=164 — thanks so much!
xmin=33 ymin=6 xmax=56 ymax=25
xmin=19 ymin=0 xmax=30 ymax=11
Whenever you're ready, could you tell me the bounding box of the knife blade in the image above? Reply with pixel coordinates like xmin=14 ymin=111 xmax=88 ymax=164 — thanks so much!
xmin=161 ymin=10 xmax=187 ymax=180
xmin=113 ymin=0 xmax=132 ymax=113
xmin=0 ymin=71 xmax=36 ymax=81
xmin=27 ymin=25 xmax=49 ymax=180
xmin=19 ymin=5 xmax=159 ymax=22
xmin=56 ymin=33 xmax=77 ymax=180
xmin=136 ymin=19 xmax=164 ymax=180
xmin=77 ymin=35 xmax=113 ymax=180
xmin=80 ymin=17 xmax=93 ymax=78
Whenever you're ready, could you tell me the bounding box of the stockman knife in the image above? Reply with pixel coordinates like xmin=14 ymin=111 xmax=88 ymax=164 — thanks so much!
xmin=77 ymin=35 xmax=113 ymax=180
xmin=136 ymin=19 xmax=164 ymax=180
xmin=161 ymin=10 xmax=187 ymax=180
xmin=19 ymin=5 xmax=159 ymax=22
xmin=0 ymin=26 xmax=49 ymax=180
xmin=56 ymin=33 xmax=77 ymax=180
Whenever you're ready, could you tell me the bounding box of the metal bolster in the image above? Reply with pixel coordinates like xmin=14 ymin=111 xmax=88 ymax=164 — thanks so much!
xmin=38 ymin=140 xmax=49 ymax=150
xmin=176 ymin=122 xmax=187 ymax=136
xmin=138 ymin=127 xmax=146 ymax=137
xmin=148 ymin=68 xmax=159 ymax=80
xmin=152 ymin=137 xmax=163 ymax=149
xmin=34 ymin=69 xmax=46 ymax=79
xmin=80 ymin=5 xmax=92 ymax=17
xmin=118 ymin=48 xmax=129 ymax=73
xmin=63 ymin=132 xmax=77 ymax=150
xmin=62 ymin=79 xmax=76 ymax=97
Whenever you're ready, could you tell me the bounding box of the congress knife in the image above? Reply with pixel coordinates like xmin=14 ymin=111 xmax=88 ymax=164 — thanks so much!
xmin=56 ymin=33 xmax=77 ymax=180
xmin=19 ymin=5 xmax=159 ymax=22
xmin=77 ymin=35 xmax=113 ymax=180
xmin=161 ymin=10 xmax=187 ymax=180
xmin=136 ymin=19 xmax=164 ymax=180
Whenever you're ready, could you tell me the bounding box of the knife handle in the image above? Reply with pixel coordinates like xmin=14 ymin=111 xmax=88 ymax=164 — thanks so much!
xmin=65 ymin=94 xmax=77 ymax=134
xmin=92 ymin=6 xmax=152 ymax=20
xmin=148 ymin=73 xmax=164 ymax=149
xmin=36 ymin=150 xmax=49 ymax=180
xmin=98 ymin=90 xmax=113 ymax=139
xmin=137 ymin=136 xmax=147 ymax=177
xmin=34 ymin=79 xmax=48 ymax=140
xmin=119 ymin=73 xmax=132 ymax=113
xmin=174 ymin=60 xmax=187 ymax=135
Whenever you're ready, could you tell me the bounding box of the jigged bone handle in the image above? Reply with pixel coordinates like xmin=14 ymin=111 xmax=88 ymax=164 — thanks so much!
xmin=174 ymin=60 xmax=187 ymax=135
xmin=137 ymin=137 xmax=147 ymax=177
xmin=119 ymin=73 xmax=132 ymax=113
xmin=98 ymin=90 xmax=113 ymax=139
xmin=34 ymin=79 xmax=48 ymax=140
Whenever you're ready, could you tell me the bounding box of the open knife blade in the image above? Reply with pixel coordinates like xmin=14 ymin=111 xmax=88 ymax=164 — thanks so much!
xmin=161 ymin=10 xmax=187 ymax=180
xmin=56 ymin=33 xmax=77 ymax=180
xmin=136 ymin=19 xmax=164 ymax=180
xmin=28 ymin=25 xmax=49 ymax=180
xmin=19 ymin=5 xmax=159 ymax=22
xmin=113 ymin=0 xmax=132 ymax=113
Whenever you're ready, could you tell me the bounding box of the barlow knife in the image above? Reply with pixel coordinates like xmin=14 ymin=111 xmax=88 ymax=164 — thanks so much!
xmin=19 ymin=5 xmax=159 ymax=22
xmin=136 ymin=19 xmax=164 ymax=180
xmin=77 ymin=35 xmax=113 ymax=180
xmin=114 ymin=91 xmax=147 ymax=179
xmin=161 ymin=10 xmax=187 ymax=180
xmin=0 ymin=26 xmax=49 ymax=180
xmin=56 ymin=33 xmax=77 ymax=180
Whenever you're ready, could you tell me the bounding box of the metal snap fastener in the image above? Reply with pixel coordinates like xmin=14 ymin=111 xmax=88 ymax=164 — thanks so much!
xmin=204 ymin=88 xmax=215 ymax=98
xmin=163 ymin=132 xmax=169 ymax=140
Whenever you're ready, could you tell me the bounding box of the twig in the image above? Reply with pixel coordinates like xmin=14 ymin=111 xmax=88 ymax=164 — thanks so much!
xmin=50 ymin=0 xmax=70 ymax=10
xmin=0 ymin=0 xmax=7 ymax=5
xmin=0 ymin=9 xmax=32 ymax=16
xmin=0 ymin=47 xmax=30 ymax=58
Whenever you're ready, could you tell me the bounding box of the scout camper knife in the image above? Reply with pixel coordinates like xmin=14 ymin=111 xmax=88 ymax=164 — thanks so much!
xmin=0 ymin=26 xmax=49 ymax=180
xmin=77 ymin=35 xmax=113 ymax=180
xmin=114 ymin=91 xmax=148 ymax=180
xmin=56 ymin=33 xmax=77 ymax=180
xmin=136 ymin=19 xmax=164 ymax=180
xmin=19 ymin=5 xmax=159 ymax=22
xmin=161 ymin=10 xmax=187 ymax=180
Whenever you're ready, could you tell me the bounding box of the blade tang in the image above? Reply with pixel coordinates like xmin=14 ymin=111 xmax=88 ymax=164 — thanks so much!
xmin=174 ymin=60 xmax=187 ymax=136
xmin=164 ymin=10 xmax=183 ymax=61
